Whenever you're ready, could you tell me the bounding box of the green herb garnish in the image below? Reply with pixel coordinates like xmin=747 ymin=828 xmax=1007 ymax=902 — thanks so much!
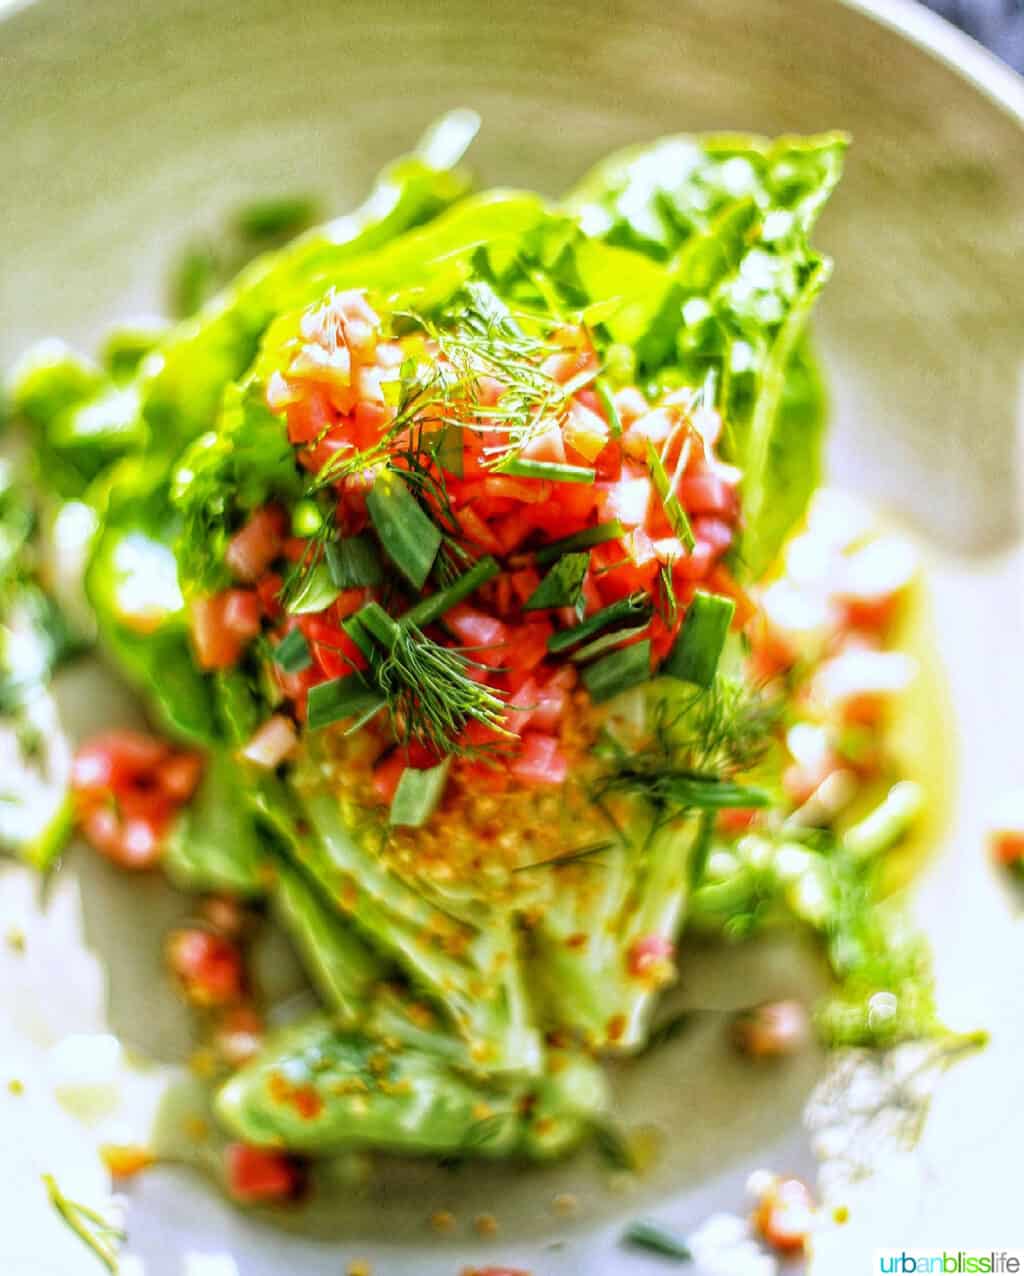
xmin=405 ymin=556 xmax=500 ymax=629
xmin=494 ymin=457 xmax=596 ymax=485
xmin=548 ymin=592 xmax=649 ymax=654
xmin=306 ymin=674 xmax=386 ymax=732
xmin=646 ymin=440 xmax=695 ymax=551
xmin=663 ymin=590 xmax=735 ymax=688
xmin=43 ymin=1174 xmax=123 ymax=1273
xmin=389 ymin=760 xmax=452 ymax=827
xmin=582 ymin=639 xmax=651 ymax=703
xmin=325 ymin=534 xmax=384 ymax=589
xmin=524 ymin=551 xmax=590 ymax=611
xmin=535 ymin=519 xmax=625 ymax=566
xmin=623 ymin=1219 xmax=692 ymax=1262
xmin=272 ymin=628 xmax=312 ymax=674
xmin=286 ymin=560 xmax=341 ymax=615
xmin=366 ymin=468 xmax=442 ymax=589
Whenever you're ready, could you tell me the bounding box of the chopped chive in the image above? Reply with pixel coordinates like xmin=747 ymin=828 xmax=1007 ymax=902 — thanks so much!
xmin=404 ymin=556 xmax=500 ymax=629
xmin=524 ymin=552 xmax=591 ymax=611
xmin=572 ymin=622 xmax=651 ymax=664
xmin=663 ymin=590 xmax=735 ymax=687
xmin=325 ymin=533 xmax=384 ymax=589
xmin=646 ymin=441 xmax=696 ymax=552
xmin=622 ymin=1219 xmax=693 ymax=1262
xmin=659 ymin=776 xmax=771 ymax=809
xmin=595 ymin=377 xmax=623 ymax=438
xmin=582 ymin=639 xmax=651 ymax=704
xmin=389 ymin=759 xmax=452 ymax=827
xmin=495 ymin=457 xmax=596 ymax=485
xmin=591 ymin=1120 xmax=638 ymax=1172
xmin=307 ymin=674 xmax=386 ymax=731
xmin=535 ymin=520 xmax=625 ymax=566
xmin=287 ymin=561 xmax=341 ymax=615
xmin=367 ymin=468 xmax=442 ymax=589
xmin=272 ymin=628 xmax=312 ymax=673
xmin=547 ymin=593 xmax=649 ymax=654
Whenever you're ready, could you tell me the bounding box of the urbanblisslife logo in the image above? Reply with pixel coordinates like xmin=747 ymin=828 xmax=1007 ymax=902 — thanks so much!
xmin=875 ymin=1254 xmax=1024 ymax=1274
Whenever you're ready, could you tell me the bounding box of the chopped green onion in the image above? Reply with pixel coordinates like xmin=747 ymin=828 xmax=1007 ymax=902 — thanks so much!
xmin=547 ymin=593 xmax=649 ymax=654
xmin=325 ymin=533 xmax=384 ymax=588
xmin=307 ymin=674 xmax=386 ymax=731
xmin=622 ymin=1219 xmax=692 ymax=1262
xmin=656 ymin=776 xmax=771 ymax=810
xmin=389 ymin=759 xmax=452 ymax=827
xmin=291 ymin=499 xmax=323 ymax=538
xmin=535 ymin=520 xmax=625 ymax=566
xmin=353 ymin=600 xmax=402 ymax=647
xmin=524 ymin=552 xmax=590 ymax=612
xmin=272 ymin=628 xmax=312 ymax=674
xmin=342 ymin=613 xmax=376 ymax=661
xmin=366 ymin=468 xmax=441 ymax=589
xmin=582 ymin=639 xmax=651 ymax=704
xmin=287 ymin=562 xmax=341 ymax=615
xmin=646 ymin=440 xmax=696 ymax=551
xmin=572 ymin=622 xmax=651 ymax=664
xmin=495 ymin=457 xmax=596 ymax=485
xmin=404 ymin=556 xmax=500 ymax=629
xmin=594 ymin=378 xmax=623 ymax=438
xmin=663 ymin=590 xmax=735 ymax=687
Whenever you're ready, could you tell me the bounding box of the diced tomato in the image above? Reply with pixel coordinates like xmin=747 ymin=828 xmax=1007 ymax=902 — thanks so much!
xmin=508 ymin=568 xmax=542 ymax=607
xmin=79 ymin=805 xmax=167 ymax=869
xmin=256 ymin=572 xmax=284 ymax=618
xmin=298 ymin=615 xmax=367 ymax=678
xmin=627 ymin=934 xmax=675 ymax=979
xmin=678 ymin=471 xmax=738 ymax=519
xmin=717 ymin=807 xmax=760 ymax=836
xmin=222 ymin=589 xmax=263 ymax=640
xmin=72 ymin=731 xmax=202 ymax=870
xmin=214 ymin=1005 xmax=265 ymax=1067
xmin=372 ymin=752 xmax=407 ymax=804
xmin=190 ymin=595 xmax=244 ymax=670
xmin=614 ymin=386 xmax=648 ymax=427
xmin=600 ymin=476 xmax=652 ymax=527
xmin=456 ymin=505 xmax=503 ymax=555
xmin=492 ymin=507 xmax=538 ymax=554
xmin=732 ymin=1000 xmax=809 ymax=1059
xmin=100 ymin=1144 xmax=154 ymax=1180
xmin=353 ymin=398 xmax=392 ymax=447
xmin=297 ymin=429 xmax=354 ymax=476
xmin=519 ymin=424 xmax=566 ymax=465
xmin=503 ymin=621 xmax=552 ymax=675
xmin=564 ymin=400 xmax=609 ymax=461
xmin=156 ymin=751 xmax=204 ymax=801
xmin=242 ymin=715 xmax=298 ymax=769
xmin=284 ymin=385 xmax=334 ymax=445
xmin=484 ymin=475 xmax=552 ymax=505
xmin=166 ymin=927 xmax=244 ymax=1008
xmin=225 ymin=506 xmax=287 ymax=583
xmin=692 ymin=516 xmax=734 ymax=555
xmin=446 ymin=605 xmax=509 ymax=667
xmin=510 ymin=733 xmax=567 ymax=786
xmin=225 ymin=1143 xmax=304 ymax=1204
xmin=72 ymin=730 xmax=168 ymax=793
xmin=504 ymin=677 xmax=540 ymax=735
xmin=752 ymin=1176 xmax=816 ymax=1254
xmin=622 ymin=407 xmax=675 ymax=459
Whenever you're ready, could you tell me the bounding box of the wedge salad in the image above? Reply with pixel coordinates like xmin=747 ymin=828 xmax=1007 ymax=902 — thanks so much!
xmin=2 ymin=112 xmax=940 ymax=1197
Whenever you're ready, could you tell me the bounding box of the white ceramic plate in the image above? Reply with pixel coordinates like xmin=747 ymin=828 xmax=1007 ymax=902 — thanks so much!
xmin=2 ymin=1 xmax=1024 ymax=1272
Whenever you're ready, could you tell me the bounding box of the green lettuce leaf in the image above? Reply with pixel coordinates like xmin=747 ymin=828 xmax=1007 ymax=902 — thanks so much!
xmin=565 ymin=132 xmax=846 ymax=577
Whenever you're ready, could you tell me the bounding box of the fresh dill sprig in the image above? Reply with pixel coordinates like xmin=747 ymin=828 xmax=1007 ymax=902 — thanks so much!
xmin=42 ymin=1174 xmax=123 ymax=1273
xmin=592 ymin=678 xmax=778 ymax=818
xmin=357 ymin=604 xmax=509 ymax=759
